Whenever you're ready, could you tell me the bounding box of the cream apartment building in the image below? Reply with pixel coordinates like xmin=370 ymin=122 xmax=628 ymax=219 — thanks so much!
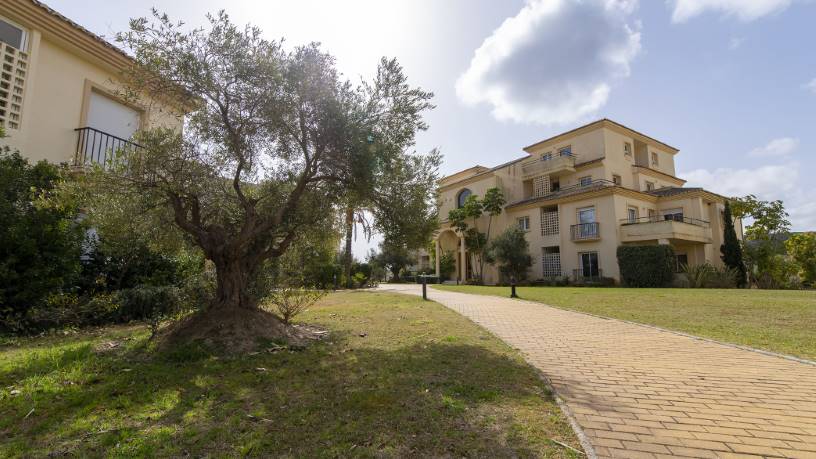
xmin=434 ymin=119 xmax=738 ymax=284
xmin=0 ymin=0 xmax=181 ymax=165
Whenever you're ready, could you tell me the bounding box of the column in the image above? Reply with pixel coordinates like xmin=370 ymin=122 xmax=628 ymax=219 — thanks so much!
xmin=435 ymin=238 xmax=441 ymax=278
xmin=459 ymin=236 xmax=467 ymax=281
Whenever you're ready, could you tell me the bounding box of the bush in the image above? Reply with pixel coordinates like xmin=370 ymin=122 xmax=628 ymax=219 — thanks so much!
xmin=118 ymin=285 xmax=182 ymax=337
xmin=682 ymin=263 xmax=739 ymax=288
xmin=684 ymin=263 xmax=715 ymax=288
xmin=0 ymin=150 xmax=84 ymax=332
xmin=532 ymin=276 xmax=570 ymax=287
xmin=616 ymin=245 xmax=675 ymax=287
xmin=438 ymin=251 xmax=456 ymax=281
xmin=264 ymin=286 xmax=326 ymax=325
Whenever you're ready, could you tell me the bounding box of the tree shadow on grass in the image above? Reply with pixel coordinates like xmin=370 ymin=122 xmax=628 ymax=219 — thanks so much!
xmin=0 ymin=328 xmax=580 ymax=458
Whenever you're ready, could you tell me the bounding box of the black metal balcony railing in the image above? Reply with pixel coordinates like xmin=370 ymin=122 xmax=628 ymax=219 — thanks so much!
xmin=620 ymin=215 xmax=710 ymax=228
xmin=74 ymin=127 xmax=142 ymax=167
xmin=570 ymin=222 xmax=600 ymax=241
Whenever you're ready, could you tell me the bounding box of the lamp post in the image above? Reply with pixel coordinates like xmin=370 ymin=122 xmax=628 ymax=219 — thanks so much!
xmin=421 ymin=275 xmax=428 ymax=301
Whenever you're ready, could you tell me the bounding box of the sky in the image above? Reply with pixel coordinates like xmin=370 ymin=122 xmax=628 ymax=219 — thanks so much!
xmin=47 ymin=0 xmax=816 ymax=258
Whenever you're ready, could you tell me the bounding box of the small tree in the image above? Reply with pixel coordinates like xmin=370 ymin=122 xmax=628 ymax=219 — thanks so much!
xmin=731 ymin=195 xmax=791 ymax=288
xmin=372 ymin=240 xmax=414 ymax=281
xmin=447 ymin=187 xmax=505 ymax=282
xmin=785 ymin=232 xmax=816 ymax=287
xmin=488 ymin=227 xmax=532 ymax=281
xmin=720 ymin=201 xmax=747 ymax=287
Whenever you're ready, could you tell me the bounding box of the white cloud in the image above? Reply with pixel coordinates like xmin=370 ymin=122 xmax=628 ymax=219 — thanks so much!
xmin=455 ymin=0 xmax=641 ymax=125
xmin=670 ymin=0 xmax=794 ymax=22
xmin=683 ymin=164 xmax=798 ymax=198
xmin=804 ymin=78 xmax=816 ymax=94
xmin=748 ymin=137 xmax=799 ymax=157
xmin=683 ymin=162 xmax=816 ymax=230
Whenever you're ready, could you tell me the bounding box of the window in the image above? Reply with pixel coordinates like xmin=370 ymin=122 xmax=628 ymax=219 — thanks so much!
xmin=0 ymin=17 xmax=27 ymax=51
xmin=578 ymin=207 xmax=596 ymax=224
xmin=662 ymin=207 xmax=684 ymax=222
xmin=627 ymin=206 xmax=638 ymax=223
xmin=624 ymin=142 xmax=632 ymax=157
xmin=517 ymin=216 xmax=531 ymax=232
xmin=648 ymin=208 xmax=657 ymax=222
xmin=612 ymin=174 xmax=622 ymax=186
xmin=456 ymin=189 xmax=472 ymax=208
xmin=579 ymin=176 xmax=592 ymax=187
xmin=558 ymin=146 xmax=572 ymax=157
xmin=579 ymin=252 xmax=600 ymax=278
xmin=645 ymin=181 xmax=655 ymax=191
xmin=542 ymin=246 xmax=561 ymax=277
xmin=0 ymin=17 xmax=29 ymax=131
xmin=540 ymin=207 xmax=559 ymax=235
xmin=675 ymin=254 xmax=689 ymax=272
xmin=576 ymin=207 xmax=598 ymax=239
xmin=551 ymin=180 xmax=560 ymax=192
xmin=651 ymin=151 xmax=659 ymax=167
xmin=541 ymin=152 xmax=552 ymax=161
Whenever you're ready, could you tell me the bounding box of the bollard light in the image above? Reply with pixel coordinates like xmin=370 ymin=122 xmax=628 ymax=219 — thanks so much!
xmin=421 ymin=275 xmax=428 ymax=300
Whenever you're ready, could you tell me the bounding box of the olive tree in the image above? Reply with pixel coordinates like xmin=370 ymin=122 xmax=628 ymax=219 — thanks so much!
xmin=89 ymin=11 xmax=433 ymax=348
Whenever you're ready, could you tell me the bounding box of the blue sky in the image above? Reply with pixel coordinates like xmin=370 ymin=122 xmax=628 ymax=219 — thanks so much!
xmin=48 ymin=0 xmax=816 ymax=256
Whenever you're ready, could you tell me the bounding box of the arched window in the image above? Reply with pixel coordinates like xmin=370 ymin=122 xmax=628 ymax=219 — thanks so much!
xmin=457 ymin=188 xmax=472 ymax=208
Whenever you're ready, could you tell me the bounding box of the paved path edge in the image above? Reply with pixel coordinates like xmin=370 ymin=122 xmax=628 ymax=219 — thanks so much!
xmin=430 ymin=286 xmax=816 ymax=368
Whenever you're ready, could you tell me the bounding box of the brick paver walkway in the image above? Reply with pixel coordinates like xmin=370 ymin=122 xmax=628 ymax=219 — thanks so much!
xmin=378 ymin=284 xmax=816 ymax=459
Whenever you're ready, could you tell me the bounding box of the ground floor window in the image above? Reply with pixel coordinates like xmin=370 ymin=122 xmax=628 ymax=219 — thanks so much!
xmin=542 ymin=246 xmax=561 ymax=277
xmin=578 ymin=251 xmax=600 ymax=278
xmin=675 ymin=254 xmax=688 ymax=272
xmin=517 ymin=216 xmax=530 ymax=231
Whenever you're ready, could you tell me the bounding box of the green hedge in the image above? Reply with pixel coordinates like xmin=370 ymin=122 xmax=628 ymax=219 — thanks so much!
xmin=616 ymin=245 xmax=675 ymax=287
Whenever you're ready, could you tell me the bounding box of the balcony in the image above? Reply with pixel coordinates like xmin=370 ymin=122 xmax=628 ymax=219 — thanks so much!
xmin=521 ymin=154 xmax=576 ymax=179
xmin=73 ymin=126 xmax=143 ymax=168
xmin=620 ymin=216 xmax=712 ymax=244
xmin=570 ymin=222 xmax=600 ymax=242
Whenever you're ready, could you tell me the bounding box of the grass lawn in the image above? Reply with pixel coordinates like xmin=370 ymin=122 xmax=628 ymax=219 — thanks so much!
xmin=434 ymin=285 xmax=816 ymax=361
xmin=0 ymin=291 xmax=581 ymax=458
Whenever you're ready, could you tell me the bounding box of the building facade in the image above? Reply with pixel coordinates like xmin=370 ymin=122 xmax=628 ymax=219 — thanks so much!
xmin=0 ymin=0 xmax=181 ymax=165
xmin=434 ymin=119 xmax=740 ymax=284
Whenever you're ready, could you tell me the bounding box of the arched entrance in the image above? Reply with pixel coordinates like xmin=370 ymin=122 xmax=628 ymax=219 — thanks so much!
xmin=435 ymin=229 xmax=466 ymax=282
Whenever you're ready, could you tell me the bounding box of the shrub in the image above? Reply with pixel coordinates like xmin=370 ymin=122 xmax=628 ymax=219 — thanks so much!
xmin=352 ymin=272 xmax=368 ymax=288
xmin=532 ymin=276 xmax=570 ymax=287
xmin=616 ymin=245 xmax=675 ymax=287
xmin=0 ymin=150 xmax=84 ymax=332
xmin=684 ymin=263 xmax=715 ymax=288
xmin=118 ymin=285 xmax=182 ymax=337
xmin=264 ymin=286 xmax=326 ymax=325
xmin=438 ymin=250 xmax=456 ymax=281
xmin=682 ymin=263 xmax=739 ymax=288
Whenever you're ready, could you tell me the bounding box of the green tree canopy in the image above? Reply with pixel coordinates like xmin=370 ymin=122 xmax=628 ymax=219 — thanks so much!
xmin=785 ymin=232 xmax=816 ymax=286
